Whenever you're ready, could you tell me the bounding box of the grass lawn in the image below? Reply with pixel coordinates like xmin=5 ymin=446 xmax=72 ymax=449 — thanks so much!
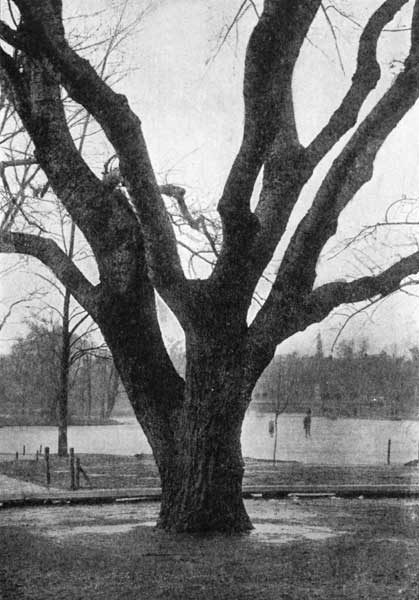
xmin=0 ymin=453 xmax=160 ymax=490
xmin=1 ymin=454 xmax=419 ymax=598
xmin=0 ymin=498 xmax=418 ymax=599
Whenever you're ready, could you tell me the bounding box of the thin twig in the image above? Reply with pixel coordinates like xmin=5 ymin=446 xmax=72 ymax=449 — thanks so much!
xmin=320 ymin=3 xmax=345 ymax=74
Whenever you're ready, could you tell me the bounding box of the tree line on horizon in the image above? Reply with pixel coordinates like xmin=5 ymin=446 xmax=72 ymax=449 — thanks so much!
xmin=0 ymin=320 xmax=121 ymax=426
xmin=253 ymin=337 xmax=419 ymax=419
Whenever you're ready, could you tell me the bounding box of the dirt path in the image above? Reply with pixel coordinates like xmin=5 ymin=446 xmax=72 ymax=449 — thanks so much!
xmin=0 ymin=473 xmax=59 ymax=498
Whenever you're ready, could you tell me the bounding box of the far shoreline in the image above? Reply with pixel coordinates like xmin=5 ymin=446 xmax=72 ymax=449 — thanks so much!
xmin=0 ymin=416 xmax=122 ymax=427
xmin=2 ymin=410 xmax=419 ymax=427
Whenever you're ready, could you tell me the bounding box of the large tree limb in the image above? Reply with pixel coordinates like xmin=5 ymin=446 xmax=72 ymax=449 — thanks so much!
xmin=244 ymin=1 xmax=419 ymax=386
xmin=247 ymin=0 xmax=410 ymax=292
xmin=275 ymin=7 xmax=419 ymax=299
xmin=305 ymin=250 xmax=419 ymax=327
xmin=0 ymin=39 xmax=159 ymax=309
xmin=247 ymin=57 xmax=419 ymax=363
xmin=0 ymin=231 xmax=99 ymax=316
xmin=245 ymin=249 xmax=419 ymax=391
xmin=0 ymin=8 xmax=187 ymax=443
xmin=306 ymin=0 xmax=409 ymax=167
xmin=4 ymin=1 xmax=186 ymax=302
xmin=212 ymin=0 xmax=321 ymax=292
xmin=0 ymin=42 xmax=113 ymax=247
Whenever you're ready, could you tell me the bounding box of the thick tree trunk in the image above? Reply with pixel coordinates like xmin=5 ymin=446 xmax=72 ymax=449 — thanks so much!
xmin=157 ymin=338 xmax=252 ymax=533
xmin=97 ymin=279 xmax=253 ymax=533
xmin=158 ymin=417 xmax=251 ymax=532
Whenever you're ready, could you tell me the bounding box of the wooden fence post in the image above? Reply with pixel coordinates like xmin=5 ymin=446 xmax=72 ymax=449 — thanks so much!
xmin=75 ymin=457 xmax=81 ymax=490
xmin=387 ymin=439 xmax=391 ymax=465
xmin=70 ymin=447 xmax=75 ymax=490
xmin=23 ymin=445 xmax=25 ymax=456
xmin=45 ymin=446 xmax=50 ymax=486
xmin=78 ymin=462 xmax=91 ymax=488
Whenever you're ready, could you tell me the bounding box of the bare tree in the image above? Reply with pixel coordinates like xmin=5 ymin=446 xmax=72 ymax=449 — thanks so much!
xmin=0 ymin=1 xmax=144 ymax=455
xmin=0 ymin=101 xmax=46 ymax=339
xmin=264 ymin=355 xmax=299 ymax=463
xmin=1 ymin=1 xmax=419 ymax=533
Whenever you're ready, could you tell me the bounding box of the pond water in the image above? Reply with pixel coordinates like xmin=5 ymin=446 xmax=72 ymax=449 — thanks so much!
xmin=1 ymin=411 xmax=419 ymax=465
xmin=243 ymin=412 xmax=419 ymax=465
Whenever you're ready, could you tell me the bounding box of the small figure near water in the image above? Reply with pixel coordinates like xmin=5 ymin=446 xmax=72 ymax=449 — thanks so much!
xmin=303 ymin=408 xmax=312 ymax=438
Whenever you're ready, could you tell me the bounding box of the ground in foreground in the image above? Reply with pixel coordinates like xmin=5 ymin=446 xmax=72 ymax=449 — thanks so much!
xmin=1 ymin=497 xmax=419 ymax=599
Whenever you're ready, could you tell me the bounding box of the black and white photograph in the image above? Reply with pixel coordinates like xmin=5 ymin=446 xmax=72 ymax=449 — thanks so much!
xmin=1 ymin=1 xmax=419 ymax=598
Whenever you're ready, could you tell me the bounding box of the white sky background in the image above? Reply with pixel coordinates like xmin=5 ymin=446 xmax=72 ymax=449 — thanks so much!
xmin=2 ymin=0 xmax=419 ymax=356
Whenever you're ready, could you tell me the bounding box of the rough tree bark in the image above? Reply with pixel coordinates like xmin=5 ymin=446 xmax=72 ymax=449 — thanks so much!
xmin=1 ymin=0 xmax=419 ymax=532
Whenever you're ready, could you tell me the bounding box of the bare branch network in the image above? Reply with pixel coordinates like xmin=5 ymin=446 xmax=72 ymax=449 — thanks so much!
xmin=0 ymin=0 xmax=418 ymax=418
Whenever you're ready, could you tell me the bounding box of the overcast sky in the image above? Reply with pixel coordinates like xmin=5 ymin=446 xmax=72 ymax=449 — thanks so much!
xmin=2 ymin=0 xmax=419 ymax=356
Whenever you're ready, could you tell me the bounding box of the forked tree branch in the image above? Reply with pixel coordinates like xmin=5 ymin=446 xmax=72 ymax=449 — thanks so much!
xmin=3 ymin=1 xmax=187 ymax=302
xmin=0 ymin=42 xmax=114 ymax=246
xmin=0 ymin=2 xmax=186 ymax=445
xmin=306 ymin=0 xmax=410 ymax=167
xmin=0 ymin=40 xmax=158 ymax=313
xmin=274 ymin=2 xmax=419 ymax=298
xmin=283 ymin=79 xmax=419 ymax=295
xmin=243 ymin=1 xmax=419 ymax=388
xmin=3 ymin=1 xmax=419 ymax=397
xmin=249 ymin=0 xmax=411 ymax=291
xmin=212 ymin=0 xmax=322 ymax=289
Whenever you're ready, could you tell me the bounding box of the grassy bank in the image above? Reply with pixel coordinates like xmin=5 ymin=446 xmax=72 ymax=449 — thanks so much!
xmin=1 ymin=453 xmax=419 ymax=491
